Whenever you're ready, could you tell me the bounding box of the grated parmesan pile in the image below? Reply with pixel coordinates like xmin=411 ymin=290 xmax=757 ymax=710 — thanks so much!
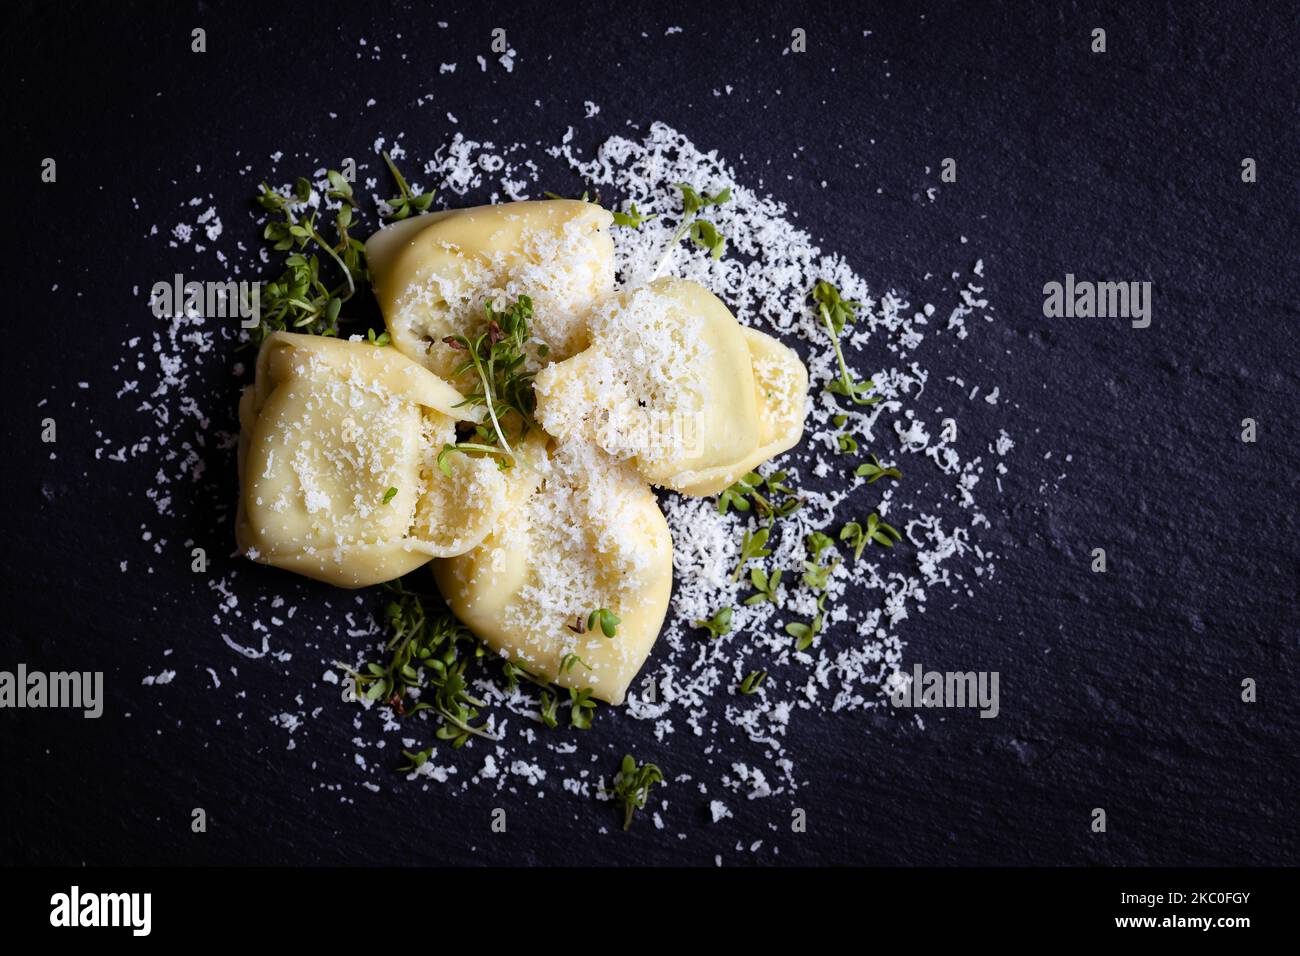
xmin=84 ymin=117 xmax=1021 ymax=846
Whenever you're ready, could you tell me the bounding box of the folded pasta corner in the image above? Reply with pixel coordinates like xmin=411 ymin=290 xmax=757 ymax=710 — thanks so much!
xmin=236 ymin=332 xmax=510 ymax=588
xmin=534 ymin=277 xmax=808 ymax=497
xmin=366 ymin=199 xmax=616 ymax=384
xmin=433 ymin=439 xmax=672 ymax=705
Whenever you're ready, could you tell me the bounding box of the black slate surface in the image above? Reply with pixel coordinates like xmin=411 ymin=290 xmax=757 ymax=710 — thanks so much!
xmin=3 ymin=0 xmax=1297 ymax=866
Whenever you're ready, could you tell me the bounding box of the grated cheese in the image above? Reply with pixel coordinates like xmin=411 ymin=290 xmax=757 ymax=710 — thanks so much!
xmin=84 ymin=115 xmax=1040 ymax=846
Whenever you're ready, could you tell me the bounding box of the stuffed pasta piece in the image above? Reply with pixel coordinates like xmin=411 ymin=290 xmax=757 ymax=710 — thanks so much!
xmin=433 ymin=439 xmax=672 ymax=705
xmin=365 ymin=199 xmax=615 ymax=383
xmin=237 ymin=332 xmax=513 ymax=588
xmin=533 ymin=277 xmax=809 ymax=496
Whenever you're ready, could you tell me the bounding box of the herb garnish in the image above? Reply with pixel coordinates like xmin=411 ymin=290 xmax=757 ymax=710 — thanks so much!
xmin=440 ymin=295 xmax=539 ymax=466
xmin=832 ymin=413 xmax=860 ymax=454
xmin=346 ymin=579 xmax=498 ymax=749
xmin=739 ymin=670 xmax=768 ymax=695
xmin=569 ymin=687 xmax=597 ymax=730
xmin=800 ymin=554 xmax=838 ymax=591
xmin=398 ymin=747 xmax=435 ymax=772
xmin=606 ymin=754 xmax=665 ymax=831
xmin=800 ymin=528 xmax=840 ymax=594
xmin=840 ymin=514 xmax=903 ymax=558
xmin=693 ymin=607 xmax=734 ymax=639
xmin=717 ymin=470 xmax=802 ymax=520
xmin=785 ymin=600 xmax=826 ymax=652
xmin=784 ymin=530 xmax=840 ymax=652
xmin=542 ymin=189 xmax=597 ymax=203
xmin=538 ymin=690 xmax=560 ymax=728
xmin=559 ymin=653 xmax=592 ymax=675
xmin=717 ymin=477 xmax=755 ymax=514
xmin=501 ymin=658 xmax=551 ymax=693
xmin=855 ymin=453 xmax=902 ymax=484
xmin=252 ymin=173 xmax=367 ymax=344
xmin=501 ymin=657 xmax=598 ymax=728
xmin=745 ymin=566 xmax=782 ymax=606
xmin=731 ymin=526 xmax=772 ymax=582
xmin=251 ymin=152 xmax=432 ymax=345
xmin=381 ymin=151 xmax=436 ymax=220
xmin=351 ymin=579 xmax=605 ymax=748
xmin=811 ymin=280 xmax=880 ymax=406
xmin=807 ymin=530 xmax=835 ymax=562
xmin=587 ymin=608 xmax=621 ymax=638
xmin=652 ymin=182 xmax=732 ymax=276
xmin=611 ymin=203 xmax=654 ymax=228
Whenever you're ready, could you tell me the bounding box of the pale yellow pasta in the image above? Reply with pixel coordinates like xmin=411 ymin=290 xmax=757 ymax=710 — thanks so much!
xmin=237 ymin=198 xmax=811 ymax=712
xmin=534 ymin=277 xmax=807 ymax=496
xmin=727 ymin=326 xmax=810 ymax=477
xmin=433 ymin=440 xmax=672 ymax=705
xmin=236 ymin=332 xmax=508 ymax=588
xmin=365 ymin=200 xmax=615 ymax=383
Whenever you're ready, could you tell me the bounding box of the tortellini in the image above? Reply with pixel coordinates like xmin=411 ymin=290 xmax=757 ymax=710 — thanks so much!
xmin=238 ymin=198 xmax=811 ymax=709
xmin=433 ymin=440 xmax=673 ymax=705
xmin=236 ymin=332 xmax=511 ymax=588
xmin=365 ymin=199 xmax=615 ymax=383
xmin=533 ymin=277 xmax=808 ymax=495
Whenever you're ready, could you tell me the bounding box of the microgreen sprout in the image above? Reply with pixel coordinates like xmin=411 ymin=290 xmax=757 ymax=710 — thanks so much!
xmin=652 ymin=182 xmax=732 ymax=277
xmin=252 ymin=171 xmax=367 ymax=343
xmin=855 ymin=453 xmax=902 ymax=484
xmin=587 ymin=607 xmax=621 ymax=638
xmin=745 ymin=566 xmax=782 ymax=606
xmin=612 ymin=203 xmax=654 ymax=228
xmin=569 ymin=687 xmax=597 ymax=730
xmin=718 ymin=470 xmax=801 ymax=520
xmin=739 ymin=670 xmax=768 ymax=695
xmin=559 ymin=653 xmax=592 ymax=675
xmin=441 ymin=295 xmax=539 ymax=465
xmin=693 ymin=607 xmax=734 ymax=639
xmin=381 ymin=151 xmax=436 ymax=220
xmin=811 ymin=280 xmax=880 ymax=406
xmin=840 ymin=513 xmax=903 ymax=559
xmin=732 ymin=526 xmax=772 ymax=582
xmin=606 ymin=754 xmax=665 ymax=831
xmin=345 ymin=579 xmax=499 ymax=751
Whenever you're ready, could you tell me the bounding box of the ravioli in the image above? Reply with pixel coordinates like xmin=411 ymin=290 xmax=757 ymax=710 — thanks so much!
xmin=432 ymin=440 xmax=673 ymax=705
xmin=365 ymin=199 xmax=615 ymax=383
xmin=533 ymin=277 xmax=807 ymax=496
xmin=236 ymin=332 xmax=511 ymax=588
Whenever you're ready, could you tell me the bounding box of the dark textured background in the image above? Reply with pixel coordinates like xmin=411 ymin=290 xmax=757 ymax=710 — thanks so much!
xmin=3 ymin=0 xmax=1297 ymax=866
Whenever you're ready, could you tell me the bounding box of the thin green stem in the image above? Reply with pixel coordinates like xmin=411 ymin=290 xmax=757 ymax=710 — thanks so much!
xmin=382 ymin=151 xmax=413 ymax=200
xmin=651 ymin=216 xmax=696 ymax=279
xmin=473 ymin=345 xmax=514 ymax=458
xmin=819 ymin=304 xmax=854 ymax=391
xmin=307 ymin=226 xmax=356 ymax=301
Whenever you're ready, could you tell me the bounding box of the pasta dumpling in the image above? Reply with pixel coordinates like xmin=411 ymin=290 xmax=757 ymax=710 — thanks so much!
xmin=237 ymin=332 xmax=511 ymax=588
xmin=731 ymin=326 xmax=810 ymax=476
xmin=365 ymin=199 xmax=615 ymax=383
xmin=533 ymin=277 xmax=808 ymax=496
xmin=433 ymin=440 xmax=673 ymax=705
xmin=234 ymin=194 xmax=813 ymax=712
